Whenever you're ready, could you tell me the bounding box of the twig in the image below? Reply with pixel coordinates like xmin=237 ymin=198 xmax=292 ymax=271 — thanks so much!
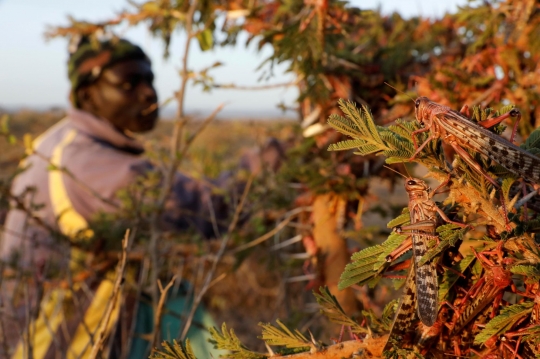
xmin=23 ymin=279 xmax=33 ymax=359
xmin=212 ymin=81 xmax=296 ymax=90
xmin=228 ymin=175 xmax=253 ymax=233
xmin=2 ymin=187 xmax=63 ymax=240
xmin=170 ymin=0 xmax=199 ymax=157
xmin=120 ymin=257 xmax=149 ymax=359
xmin=514 ymin=188 xmax=540 ymax=210
xmin=87 ymin=229 xmax=131 ymax=359
xmin=205 ymin=184 xmax=223 ymax=239
xmin=65 ymin=258 xmax=96 ymax=352
xmin=179 ymin=175 xmax=254 ymax=340
xmin=178 ymin=103 xmax=225 ymax=162
xmin=0 ymin=261 xmax=10 ymax=358
xmin=229 ymin=206 xmax=313 ymax=254
xmin=147 ymin=0 xmax=224 ymax=334
xmin=150 ymin=276 xmax=177 ymax=354
xmin=270 ymin=234 xmax=303 ymax=251
xmin=206 ymin=272 xmax=227 ymax=290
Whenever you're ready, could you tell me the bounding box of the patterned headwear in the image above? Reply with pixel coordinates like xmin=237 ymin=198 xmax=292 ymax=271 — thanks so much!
xmin=68 ymin=37 xmax=150 ymax=107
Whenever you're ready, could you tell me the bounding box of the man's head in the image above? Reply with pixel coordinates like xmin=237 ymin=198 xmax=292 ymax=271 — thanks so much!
xmin=68 ymin=38 xmax=159 ymax=133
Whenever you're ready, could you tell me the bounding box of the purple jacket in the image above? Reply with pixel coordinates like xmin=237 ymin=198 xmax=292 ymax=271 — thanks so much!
xmin=2 ymin=108 xmax=222 ymax=268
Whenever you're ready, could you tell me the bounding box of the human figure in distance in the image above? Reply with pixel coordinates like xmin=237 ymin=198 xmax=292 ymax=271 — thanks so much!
xmin=1 ymin=37 xmax=275 ymax=359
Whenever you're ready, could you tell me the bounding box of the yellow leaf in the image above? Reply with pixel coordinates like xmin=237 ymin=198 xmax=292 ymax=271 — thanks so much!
xmin=196 ymin=29 xmax=213 ymax=51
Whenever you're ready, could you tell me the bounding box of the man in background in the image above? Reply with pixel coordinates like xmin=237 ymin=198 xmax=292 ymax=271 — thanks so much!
xmin=1 ymin=37 xmax=281 ymax=359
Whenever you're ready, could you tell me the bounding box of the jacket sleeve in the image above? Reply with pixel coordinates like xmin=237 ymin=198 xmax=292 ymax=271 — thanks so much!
xmin=162 ymin=172 xmax=231 ymax=238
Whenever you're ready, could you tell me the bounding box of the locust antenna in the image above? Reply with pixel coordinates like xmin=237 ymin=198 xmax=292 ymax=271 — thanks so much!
xmin=383 ymin=165 xmax=407 ymax=179
xmin=402 ymin=164 xmax=411 ymax=178
xmin=384 ymin=82 xmax=415 ymax=103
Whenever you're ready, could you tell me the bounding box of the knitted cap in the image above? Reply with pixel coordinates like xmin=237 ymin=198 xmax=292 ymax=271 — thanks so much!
xmin=68 ymin=37 xmax=150 ymax=107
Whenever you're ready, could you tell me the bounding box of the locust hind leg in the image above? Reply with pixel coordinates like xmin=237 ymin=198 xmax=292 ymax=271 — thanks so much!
xmin=478 ymin=108 xmax=521 ymax=143
xmin=459 ymin=104 xmax=470 ymax=116
xmin=409 ymin=123 xmax=435 ymax=161
xmin=447 ymin=140 xmax=512 ymax=231
xmin=460 ymin=104 xmax=521 ymax=143
xmin=386 ymin=236 xmax=413 ymax=262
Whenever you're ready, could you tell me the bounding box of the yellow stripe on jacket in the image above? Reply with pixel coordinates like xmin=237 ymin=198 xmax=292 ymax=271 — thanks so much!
xmin=67 ymin=279 xmax=121 ymax=359
xmin=48 ymin=128 xmax=93 ymax=238
xmin=12 ymin=129 xmax=120 ymax=359
xmin=12 ymin=290 xmax=66 ymax=359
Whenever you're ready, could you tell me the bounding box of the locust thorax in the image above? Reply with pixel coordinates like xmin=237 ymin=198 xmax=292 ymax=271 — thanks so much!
xmin=405 ymin=178 xmax=430 ymax=203
xmin=490 ymin=266 xmax=513 ymax=289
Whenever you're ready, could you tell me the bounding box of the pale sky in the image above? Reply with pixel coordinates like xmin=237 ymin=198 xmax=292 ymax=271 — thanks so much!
xmin=0 ymin=0 xmax=468 ymax=118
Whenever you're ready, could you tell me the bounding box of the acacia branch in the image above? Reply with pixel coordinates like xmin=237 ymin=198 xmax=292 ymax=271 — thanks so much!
xmin=88 ymin=229 xmax=131 ymax=359
xmin=179 ymin=175 xmax=254 ymax=341
xmin=150 ymin=276 xmax=177 ymax=353
xmin=147 ymin=0 xmax=202 ymax=337
xmin=229 ymin=206 xmax=313 ymax=254
xmin=212 ymin=81 xmax=296 ymax=90
xmin=170 ymin=0 xmax=199 ymax=157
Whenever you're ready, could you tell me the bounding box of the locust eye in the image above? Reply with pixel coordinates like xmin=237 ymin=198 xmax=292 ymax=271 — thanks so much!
xmin=407 ymin=180 xmax=416 ymax=185
xmin=415 ymin=99 xmax=421 ymax=108
xmin=510 ymin=108 xmax=520 ymax=117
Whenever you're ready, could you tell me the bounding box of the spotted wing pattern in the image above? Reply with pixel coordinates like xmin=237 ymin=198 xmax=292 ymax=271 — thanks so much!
xmin=384 ymin=266 xmax=417 ymax=350
xmin=522 ymin=298 xmax=540 ymax=357
xmin=438 ymin=110 xmax=540 ymax=184
xmin=410 ymin=213 xmax=438 ymax=327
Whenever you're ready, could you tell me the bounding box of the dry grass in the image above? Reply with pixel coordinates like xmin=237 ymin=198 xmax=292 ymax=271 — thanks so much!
xmin=0 ymin=109 xmax=296 ymax=179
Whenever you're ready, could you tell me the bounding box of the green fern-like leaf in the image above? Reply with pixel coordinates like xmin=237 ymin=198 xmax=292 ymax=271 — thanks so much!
xmin=150 ymin=340 xmax=197 ymax=359
xmin=209 ymin=323 xmax=266 ymax=359
xmin=338 ymin=99 xmax=385 ymax=145
xmin=522 ymin=127 xmax=540 ymax=150
xmin=313 ymin=286 xmax=366 ymax=333
xmin=326 ymin=114 xmax=361 ymax=138
xmin=436 ymin=223 xmax=463 ymax=235
xmin=501 ymin=177 xmax=517 ymax=203
xmin=361 ymin=304 xmax=396 ymax=333
xmin=510 ymin=265 xmax=540 ymax=284
xmin=327 ymin=139 xmax=367 ymax=151
xmin=496 ymin=105 xmax=515 ymax=117
xmin=526 ymin=147 xmax=540 ymax=156
xmin=471 ymin=106 xmax=482 ymax=122
xmin=353 ymin=143 xmax=385 ymax=156
xmin=418 ymin=225 xmax=466 ymax=266
xmin=259 ymin=320 xmax=311 ymax=349
xmin=474 ymin=302 xmax=534 ymax=344
xmin=380 ymin=132 xmax=414 ymax=158
xmin=522 ymin=324 xmax=540 ymax=346
xmin=387 ymin=209 xmax=411 ymax=229
xmin=381 ymin=299 xmax=399 ymax=330
xmin=327 ymin=100 xmax=390 ymax=155
xmin=385 ymin=156 xmax=412 ymax=164
xmin=339 ymin=232 xmax=407 ymax=289
xmin=387 ymin=119 xmax=419 ymax=139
